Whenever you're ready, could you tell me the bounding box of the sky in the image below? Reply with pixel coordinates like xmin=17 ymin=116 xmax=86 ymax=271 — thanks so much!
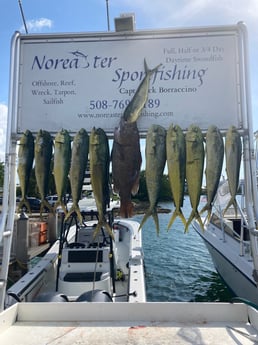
xmin=1 ymin=0 xmax=258 ymax=162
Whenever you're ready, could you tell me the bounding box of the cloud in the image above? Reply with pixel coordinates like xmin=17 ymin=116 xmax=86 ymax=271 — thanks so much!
xmin=0 ymin=103 xmax=8 ymax=162
xmin=114 ymin=0 xmax=258 ymax=29
xmin=20 ymin=17 xmax=53 ymax=33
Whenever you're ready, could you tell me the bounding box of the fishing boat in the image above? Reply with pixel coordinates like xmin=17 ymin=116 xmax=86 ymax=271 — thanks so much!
xmin=4 ymin=209 xmax=145 ymax=306
xmin=193 ymin=179 xmax=258 ymax=306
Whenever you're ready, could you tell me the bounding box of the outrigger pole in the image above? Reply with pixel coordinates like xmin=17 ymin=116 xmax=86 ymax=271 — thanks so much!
xmin=106 ymin=0 xmax=110 ymax=31
xmin=18 ymin=0 xmax=28 ymax=34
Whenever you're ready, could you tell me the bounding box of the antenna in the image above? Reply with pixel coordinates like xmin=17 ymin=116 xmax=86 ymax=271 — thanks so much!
xmin=106 ymin=0 xmax=110 ymax=31
xmin=18 ymin=0 xmax=28 ymax=34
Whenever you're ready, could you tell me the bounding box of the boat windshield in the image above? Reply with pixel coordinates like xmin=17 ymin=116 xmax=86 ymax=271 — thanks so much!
xmin=213 ymin=180 xmax=244 ymax=218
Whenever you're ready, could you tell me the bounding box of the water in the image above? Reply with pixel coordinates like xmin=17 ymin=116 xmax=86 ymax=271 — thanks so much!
xmin=133 ymin=197 xmax=234 ymax=302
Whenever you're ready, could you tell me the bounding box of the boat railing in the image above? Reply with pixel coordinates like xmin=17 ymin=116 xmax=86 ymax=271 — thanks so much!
xmin=5 ymin=252 xmax=58 ymax=307
xmin=208 ymin=179 xmax=257 ymax=257
xmin=211 ymin=201 xmax=252 ymax=257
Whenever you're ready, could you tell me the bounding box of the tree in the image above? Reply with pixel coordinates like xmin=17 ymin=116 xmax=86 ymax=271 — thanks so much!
xmin=133 ymin=170 xmax=173 ymax=202
xmin=160 ymin=174 xmax=173 ymax=201
xmin=136 ymin=171 xmax=148 ymax=201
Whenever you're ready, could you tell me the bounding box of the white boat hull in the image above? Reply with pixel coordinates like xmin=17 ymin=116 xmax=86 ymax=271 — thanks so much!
xmin=193 ymin=220 xmax=258 ymax=305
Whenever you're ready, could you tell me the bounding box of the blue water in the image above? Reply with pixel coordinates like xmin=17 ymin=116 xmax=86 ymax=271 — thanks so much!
xmin=133 ymin=197 xmax=234 ymax=302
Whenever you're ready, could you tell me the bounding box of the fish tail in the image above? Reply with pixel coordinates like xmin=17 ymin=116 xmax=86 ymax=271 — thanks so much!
xmin=39 ymin=200 xmax=53 ymax=219
xmin=223 ymin=197 xmax=237 ymax=216
xmin=200 ymin=203 xmax=208 ymax=214
xmin=54 ymin=200 xmax=67 ymax=215
xmin=185 ymin=210 xmax=195 ymax=233
xmin=138 ymin=212 xmax=150 ymax=231
xmin=138 ymin=208 xmax=160 ymax=235
xmin=64 ymin=209 xmax=72 ymax=223
xmin=65 ymin=204 xmax=83 ymax=224
xmin=185 ymin=209 xmax=204 ymax=233
xmin=144 ymin=58 xmax=162 ymax=75
xmin=167 ymin=210 xmax=177 ymax=231
xmin=18 ymin=198 xmax=32 ymax=214
xmin=93 ymin=219 xmax=114 ymax=240
xmin=120 ymin=200 xmax=134 ymax=218
xmin=233 ymin=199 xmax=238 ymax=217
xmin=167 ymin=208 xmax=186 ymax=231
xmin=178 ymin=209 xmax=187 ymax=228
xmin=200 ymin=203 xmax=212 ymax=221
xmin=195 ymin=212 xmax=204 ymax=232
xmin=207 ymin=209 xmax=212 ymax=222
xmin=152 ymin=209 xmax=160 ymax=236
xmin=93 ymin=223 xmax=101 ymax=239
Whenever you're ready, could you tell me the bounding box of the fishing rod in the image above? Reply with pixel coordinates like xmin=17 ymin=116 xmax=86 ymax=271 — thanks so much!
xmin=18 ymin=0 xmax=28 ymax=34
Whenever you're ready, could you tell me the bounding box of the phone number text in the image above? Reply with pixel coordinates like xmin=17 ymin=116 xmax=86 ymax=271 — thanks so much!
xmin=89 ymin=99 xmax=160 ymax=110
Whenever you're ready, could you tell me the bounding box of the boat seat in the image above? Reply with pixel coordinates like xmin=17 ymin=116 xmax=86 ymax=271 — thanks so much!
xmin=58 ymin=271 xmax=111 ymax=296
xmin=63 ymin=272 xmax=102 ymax=282
xmin=57 ymin=247 xmax=111 ymax=296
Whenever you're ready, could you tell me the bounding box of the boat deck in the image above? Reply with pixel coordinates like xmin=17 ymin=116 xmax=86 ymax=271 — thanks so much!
xmin=0 ymin=302 xmax=258 ymax=344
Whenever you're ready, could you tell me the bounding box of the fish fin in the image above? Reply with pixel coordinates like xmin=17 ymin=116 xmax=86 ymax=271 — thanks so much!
xmin=18 ymin=198 xmax=32 ymax=214
xmin=152 ymin=209 xmax=160 ymax=236
xmin=144 ymin=58 xmax=162 ymax=75
xmin=223 ymin=197 xmax=238 ymax=217
xmin=167 ymin=210 xmax=177 ymax=231
xmin=92 ymin=223 xmax=102 ymax=239
xmin=167 ymin=208 xmax=186 ymax=231
xmin=138 ymin=212 xmax=150 ymax=231
xmin=120 ymin=200 xmax=134 ymax=218
xmin=233 ymin=199 xmax=238 ymax=217
xmin=200 ymin=204 xmax=212 ymax=221
xmin=185 ymin=210 xmax=204 ymax=233
xmin=207 ymin=209 xmax=212 ymax=222
xmin=185 ymin=209 xmax=201 ymax=233
xmin=54 ymin=200 xmax=67 ymax=215
xmin=138 ymin=208 xmax=160 ymax=235
xmin=93 ymin=220 xmax=114 ymax=240
xmin=65 ymin=204 xmax=83 ymax=224
xmin=195 ymin=213 xmax=204 ymax=232
xmin=178 ymin=209 xmax=187 ymax=227
xmin=40 ymin=200 xmax=54 ymax=219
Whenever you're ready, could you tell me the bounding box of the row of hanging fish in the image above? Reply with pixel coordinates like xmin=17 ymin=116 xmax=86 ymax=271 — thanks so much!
xmin=139 ymin=124 xmax=242 ymax=234
xmin=16 ymin=123 xmax=242 ymax=235
xmin=17 ymin=127 xmax=113 ymax=238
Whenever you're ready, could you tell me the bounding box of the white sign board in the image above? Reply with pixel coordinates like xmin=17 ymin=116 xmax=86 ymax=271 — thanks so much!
xmin=14 ymin=25 xmax=245 ymax=134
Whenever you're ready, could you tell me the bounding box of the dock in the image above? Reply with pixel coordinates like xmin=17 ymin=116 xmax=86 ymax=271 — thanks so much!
xmin=0 ymin=302 xmax=257 ymax=344
xmin=0 ymin=212 xmax=58 ymax=283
